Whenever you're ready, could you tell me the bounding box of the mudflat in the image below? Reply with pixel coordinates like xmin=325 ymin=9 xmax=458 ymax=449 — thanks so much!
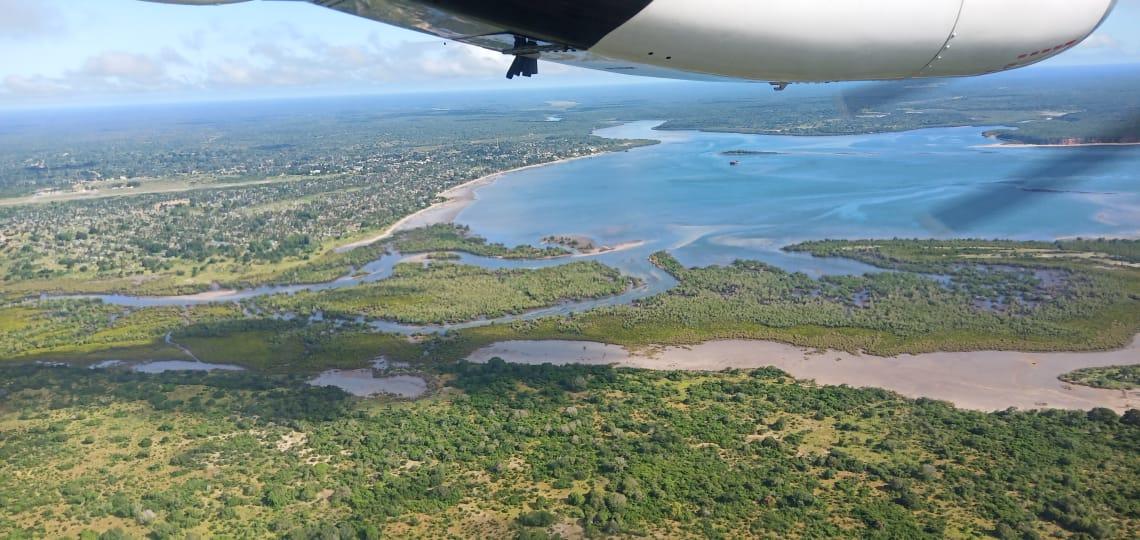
xmin=467 ymin=337 xmax=1140 ymax=412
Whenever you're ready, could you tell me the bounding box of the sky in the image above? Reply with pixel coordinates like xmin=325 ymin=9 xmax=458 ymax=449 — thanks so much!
xmin=1 ymin=0 xmax=1138 ymax=108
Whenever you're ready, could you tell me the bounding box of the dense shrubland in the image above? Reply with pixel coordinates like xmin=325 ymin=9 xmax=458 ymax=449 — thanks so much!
xmin=386 ymin=224 xmax=569 ymax=259
xmin=1 ymin=363 xmax=1137 ymax=538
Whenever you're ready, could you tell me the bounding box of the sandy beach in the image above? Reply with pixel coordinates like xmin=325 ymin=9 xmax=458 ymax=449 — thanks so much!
xmin=335 ymin=153 xmax=608 ymax=253
xmin=467 ymin=337 xmax=1140 ymax=413
xmin=570 ymin=240 xmax=647 ymax=258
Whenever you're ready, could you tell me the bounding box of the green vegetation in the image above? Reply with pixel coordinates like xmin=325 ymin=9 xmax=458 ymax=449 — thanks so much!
xmin=4 ymin=69 xmax=1137 ymax=300
xmin=442 ymin=245 xmax=1138 ymax=357
xmin=256 ymin=260 xmax=634 ymax=324
xmin=1060 ymin=365 xmax=1140 ymax=390
xmin=4 ymin=238 xmax=1136 ymax=370
xmin=339 ymin=239 xmax=1139 ymax=364
xmin=656 ymin=67 xmax=1140 ymax=144
xmin=386 ymin=224 xmax=569 ymax=259
xmin=6 ymin=67 xmax=1137 ymax=300
xmin=174 ymin=321 xmax=421 ymax=374
xmin=3 ymin=71 xmax=1140 ymax=539
xmin=238 ymin=242 xmax=390 ymax=288
xmin=0 ymin=301 xmax=406 ymax=372
xmin=0 ymin=105 xmax=646 ymax=299
xmin=2 ymin=363 xmax=1137 ymax=538
xmin=983 ymin=109 xmax=1140 ymax=145
xmin=0 ymin=301 xmax=241 ymax=362
xmin=788 ymin=238 xmax=1140 ymax=269
xmin=621 ymin=248 xmax=1138 ymax=353
xmin=542 ymin=235 xmax=603 ymax=253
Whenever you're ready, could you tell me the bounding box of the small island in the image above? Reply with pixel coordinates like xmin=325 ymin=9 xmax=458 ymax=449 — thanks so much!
xmin=720 ymin=149 xmax=784 ymax=156
xmin=1060 ymin=365 xmax=1140 ymax=390
xmin=390 ymin=224 xmax=571 ymax=259
xmin=542 ymin=234 xmax=645 ymax=256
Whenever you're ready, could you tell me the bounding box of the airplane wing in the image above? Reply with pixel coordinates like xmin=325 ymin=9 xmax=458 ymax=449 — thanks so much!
xmin=308 ymin=0 xmax=718 ymax=80
xmin=144 ymin=0 xmax=1117 ymax=84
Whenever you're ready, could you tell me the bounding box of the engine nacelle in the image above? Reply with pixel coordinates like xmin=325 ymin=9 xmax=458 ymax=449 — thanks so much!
xmin=920 ymin=0 xmax=1119 ymax=77
xmin=589 ymin=0 xmax=1117 ymax=81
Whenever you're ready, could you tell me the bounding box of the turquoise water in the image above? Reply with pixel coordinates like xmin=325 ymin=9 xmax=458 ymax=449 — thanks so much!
xmin=459 ymin=121 xmax=1139 ymax=276
xmin=69 ymin=121 xmax=1139 ymax=333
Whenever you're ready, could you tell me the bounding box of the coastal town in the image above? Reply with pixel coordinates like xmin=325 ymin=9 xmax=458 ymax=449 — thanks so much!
xmin=0 ymin=105 xmax=644 ymax=296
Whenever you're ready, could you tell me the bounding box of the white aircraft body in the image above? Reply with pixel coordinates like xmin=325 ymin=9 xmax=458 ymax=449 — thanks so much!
xmin=146 ymin=0 xmax=1116 ymax=84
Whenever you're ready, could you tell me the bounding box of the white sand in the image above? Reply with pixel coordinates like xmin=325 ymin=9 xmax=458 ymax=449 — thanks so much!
xmin=335 ymin=154 xmax=607 ymax=253
xmin=571 ymin=240 xmax=647 ymax=258
xmin=467 ymin=337 xmax=1140 ymax=412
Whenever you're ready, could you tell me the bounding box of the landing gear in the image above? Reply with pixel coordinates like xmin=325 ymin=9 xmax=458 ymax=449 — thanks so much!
xmin=506 ymin=35 xmax=539 ymax=79
xmin=502 ymin=35 xmax=574 ymax=79
xmin=506 ymin=55 xmax=539 ymax=79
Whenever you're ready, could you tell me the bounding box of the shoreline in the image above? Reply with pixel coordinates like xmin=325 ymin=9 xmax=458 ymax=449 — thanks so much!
xmin=978 ymin=141 xmax=1140 ymax=148
xmin=467 ymin=336 xmax=1140 ymax=413
xmin=334 ymin=153 xmax=610 ymax=253
xmin=57 ymin=153 xmax=620 ymax=302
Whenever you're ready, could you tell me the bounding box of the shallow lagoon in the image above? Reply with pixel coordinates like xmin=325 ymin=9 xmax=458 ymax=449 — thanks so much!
xmin=133 ymin=361 xmax=245 ymax=374
xmin=458 ymin=121 xmax=1139 ymax=276
xmin=86 ymin=359 xmax=246 ymax=373
xmin=307 ymin=359 xmax=427 ymax=398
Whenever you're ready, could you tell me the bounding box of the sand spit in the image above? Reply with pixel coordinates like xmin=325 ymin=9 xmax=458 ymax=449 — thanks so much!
xmin=467 ymin=337 xmax=1140 ymax=413
xmin=571 ymin=240 xmax=647 ymax=257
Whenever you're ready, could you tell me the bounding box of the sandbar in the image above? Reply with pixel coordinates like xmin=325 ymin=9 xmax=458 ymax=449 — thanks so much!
xmin=467 ymin=337 xmax=1140 ymax=412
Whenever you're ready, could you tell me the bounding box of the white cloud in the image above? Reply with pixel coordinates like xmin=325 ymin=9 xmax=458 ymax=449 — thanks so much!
xmin=3 ymin=75 xmax=69 ymax=96
xmin=0 ymin=0 xmax=65 ymax=39
xmin=1077 ymin=34 xmax=1122 ymax=50
xmin=2 ymin=48 xmax=198 ymax=96
xmin=2 ymin=27 xmax=515 ymax=98
xmin=80 ymin=52 xmax=164 ymax=82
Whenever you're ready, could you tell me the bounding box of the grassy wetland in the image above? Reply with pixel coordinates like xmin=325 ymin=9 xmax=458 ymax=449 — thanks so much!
xmin=390 ymin=239 xmax=1140 ymax=365
xmin=3 ymin=237 xmax=1136 ymax=373
xmin=256 ymin=260 xmax=636 ymax=325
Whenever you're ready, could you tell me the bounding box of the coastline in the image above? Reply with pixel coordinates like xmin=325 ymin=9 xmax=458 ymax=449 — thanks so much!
xmin=334 ymin=152 xmax=610 ymax=253
xmin=979 ymin=141 xmax=1140 ymax=148
xmin=467 ymin=336 xmax=1140 ymax=413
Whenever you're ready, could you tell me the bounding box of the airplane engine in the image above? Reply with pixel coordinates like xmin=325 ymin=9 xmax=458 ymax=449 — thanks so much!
xmin=588 ymin=0 xmax=1119 ymax=81
xmin=914 ymin=0 xmax=1120 ymax=77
